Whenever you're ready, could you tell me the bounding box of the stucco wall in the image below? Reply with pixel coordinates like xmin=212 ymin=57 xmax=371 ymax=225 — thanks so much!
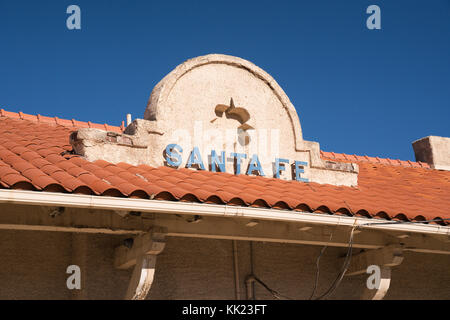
xmin=0 ymin=231 xmax=448 ymax=300
xmin=0 ymin=230 xmax=72 ymax=299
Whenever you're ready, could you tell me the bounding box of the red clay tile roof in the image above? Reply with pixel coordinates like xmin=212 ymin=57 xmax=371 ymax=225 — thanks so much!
xmin=320 ymin=151 xmax=431 ymax=169
xmin=0 ymin=109 xmax=125 ymax=133
xmin=0 ymin=109 xmax=449 ymax=225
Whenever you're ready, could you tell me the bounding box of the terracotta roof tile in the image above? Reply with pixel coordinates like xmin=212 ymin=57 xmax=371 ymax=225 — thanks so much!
xmin=0 ymin=109 xmax=448 ymax=225
xmin=0 ymin=169 xmax=21 ymax=181
xmin=2 ymin=173 xmax=31 ymax=186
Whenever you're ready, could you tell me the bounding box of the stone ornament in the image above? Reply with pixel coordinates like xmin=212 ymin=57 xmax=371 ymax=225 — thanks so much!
xmin=71 ymin=54 xmax=358 ymax=186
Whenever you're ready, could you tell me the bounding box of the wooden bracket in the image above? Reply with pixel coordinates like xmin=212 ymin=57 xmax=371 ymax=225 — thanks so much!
xmin=344 ymin=244 xmax=404 ymax=300
xmin=114 ymin=227 xmax=167 ymax=300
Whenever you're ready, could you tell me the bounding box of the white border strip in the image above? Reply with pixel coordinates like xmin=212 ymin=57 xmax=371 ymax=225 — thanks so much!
xmin=0 ymin=189 xmax=449 ymax=236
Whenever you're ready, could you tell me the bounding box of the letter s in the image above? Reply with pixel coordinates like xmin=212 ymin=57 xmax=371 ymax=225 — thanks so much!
xmin=165 ymin=144 xmax=183 ymax=167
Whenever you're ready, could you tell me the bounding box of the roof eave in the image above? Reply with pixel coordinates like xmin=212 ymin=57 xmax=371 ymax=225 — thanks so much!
xmin=0 ymin=188 xmax=448 ymax=236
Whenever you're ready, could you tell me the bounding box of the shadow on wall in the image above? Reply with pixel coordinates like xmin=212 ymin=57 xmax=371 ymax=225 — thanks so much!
xmin=0 ymin=231 xmax=449 ymax=300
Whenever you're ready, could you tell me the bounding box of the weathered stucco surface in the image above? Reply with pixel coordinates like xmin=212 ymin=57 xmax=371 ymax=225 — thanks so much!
xmin=0 ymin=229 xmax=449 ymax=300
xmin=71 ymin=54 xmax=358 ymax=186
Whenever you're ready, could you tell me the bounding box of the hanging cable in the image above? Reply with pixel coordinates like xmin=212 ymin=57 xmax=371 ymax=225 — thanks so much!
xmin=309 ymin=229 xmax=335 ymax=300
xmin=313 ymin=225 xmax=357 ymax=300
xmin=247 ymin=275 xmax=294 ymax=300
xmin=310 ymin=217 xmax=450 ymax=300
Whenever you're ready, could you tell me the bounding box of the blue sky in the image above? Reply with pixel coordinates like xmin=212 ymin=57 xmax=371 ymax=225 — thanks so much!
xmin=0 ymin=0 xmax=449 ymax=161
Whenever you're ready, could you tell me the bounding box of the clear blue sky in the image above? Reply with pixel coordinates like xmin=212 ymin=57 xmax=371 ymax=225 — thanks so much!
xmin=1 ymin=0 xmax=449 ymax=161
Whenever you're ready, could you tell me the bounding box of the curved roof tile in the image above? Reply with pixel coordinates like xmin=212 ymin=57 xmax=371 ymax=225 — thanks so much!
xmin=0 ymin=110 xmax=448 ymax=225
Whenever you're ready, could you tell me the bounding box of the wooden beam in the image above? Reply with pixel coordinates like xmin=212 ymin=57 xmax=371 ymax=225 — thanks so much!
xmin=0 ymin=203 xmax=449 ymax=255
xmin=153 ymin=215 xmax=450 ymax=254
xmin=0 ymin=224 xmax=142 ymax=235
xmin=0 ymin=204 xmax=152 ymax=234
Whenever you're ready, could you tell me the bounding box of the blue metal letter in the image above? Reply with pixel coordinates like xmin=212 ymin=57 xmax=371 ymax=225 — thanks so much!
xmin=274 ymin=158 xmax=289 ymax=178
xmin=186 ymin=146 xmax=205 ymax=170
xmin=294 ymin=161 xmax=309 ymax=182
xmin=165 ymin=144 xmax=183 ymax=167
xmin=210 ymin=150 xmax=226 ymax=172
xmin=247 ymin=154 xmax=265 ymax=176
xmin=230 ymin=153 xmax=247 ymax=175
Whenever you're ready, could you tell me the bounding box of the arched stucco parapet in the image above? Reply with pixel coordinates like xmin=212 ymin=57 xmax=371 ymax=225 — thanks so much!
xmin=71 ymin=54 xmax=358 ymax=187
xmin=144 ymin=54 xmax=305 ymax=151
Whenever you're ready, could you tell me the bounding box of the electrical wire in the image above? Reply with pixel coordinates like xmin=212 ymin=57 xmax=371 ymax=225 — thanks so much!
xmin=250 ymin=218 xmax=449 ymax=301
xmin=251 ymin=275 xmax=294 ymax=300
xmin=247 ymin=241 xmax=294 ymax=300
xmin=310 ymin=217 xmax=450 ymax=300
xmin=313 ymin=225 xmax=357 ymax=300
xmin=308 ymin=230 xmax=334 ymax=300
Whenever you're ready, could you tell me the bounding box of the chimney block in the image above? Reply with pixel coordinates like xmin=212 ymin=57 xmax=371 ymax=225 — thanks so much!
xmin=412 ymin=136 xmax=450 ymax=171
